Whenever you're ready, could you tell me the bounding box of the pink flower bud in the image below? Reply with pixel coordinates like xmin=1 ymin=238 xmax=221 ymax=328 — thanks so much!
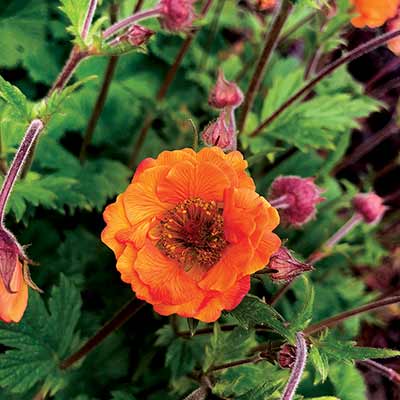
xmin=353 ymin=192 xmax=387 ymax=224
xmin=0 ymin=228 xmax=28 ymax=323
xmin=201 ymin=110 xmax=236 ymax=151
xmin=268 ymin=176 xmax=325 ymax=227
xmin=159 ymin=0 xmax=196 ymax=32
xmin=278 ymin=343 xmax=297 ymax=369
xmin=267 ymin=247 xmax=313 ymax=282
xmin=208 ymin=70 xmax=244 ymax=109
xmin=125 ymin=24 xmax=155 ymax=46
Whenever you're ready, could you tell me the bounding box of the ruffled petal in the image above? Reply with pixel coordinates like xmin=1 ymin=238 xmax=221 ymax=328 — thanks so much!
xmin=132 ymin=157 xmax=156 ymax=182
xmin=123 ymin=166 xmax=172 ymax=226
xmin=134 ymin=243 xmax=202 ymax=305
xmin=157 ymin=160 xmax=231 ymax=204
xmin=156 ymin=148 xmax=196 ymax=166
xmin=101 ymin=194 xmax=131 ymax=258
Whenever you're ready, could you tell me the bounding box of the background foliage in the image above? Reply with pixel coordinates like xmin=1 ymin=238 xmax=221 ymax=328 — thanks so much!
xmin=0 ymin=0 xmax=399 ymax=399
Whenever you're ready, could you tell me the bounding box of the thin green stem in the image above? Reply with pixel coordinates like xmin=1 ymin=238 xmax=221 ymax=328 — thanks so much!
xmin=237 ymin=0 xmax=293 ymax=133
xmin=249 ymin=28 xmax=400 ymax=137
xmin=59 ymin=298 xmax=145 ymax=370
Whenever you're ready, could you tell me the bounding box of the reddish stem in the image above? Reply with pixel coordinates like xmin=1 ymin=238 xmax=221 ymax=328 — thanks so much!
xmin=249 ymin=28 xmax=400 ymax=138
xmin=82 ymin=0 xmax=98 ymax=40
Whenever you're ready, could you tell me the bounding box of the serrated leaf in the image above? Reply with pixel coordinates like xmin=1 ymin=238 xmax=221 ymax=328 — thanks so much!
xmin=290 ymin=276 xmax=315 ymax=332
xmin=59 ymin=0 xmax=89 ymax=41
xmin=309 ymin=345 xmax=329 ymax=384
xmin=0 ymin=75 xmax=29 ymax=120
xmin=0 ymin=275 xmax=81 ymax=395
xmin=228 ymin=295 xmax=292 ymax=341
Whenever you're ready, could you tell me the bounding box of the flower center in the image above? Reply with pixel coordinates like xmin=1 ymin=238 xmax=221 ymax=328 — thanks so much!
xmin=157 ymin=197 xmax=227 ymax=271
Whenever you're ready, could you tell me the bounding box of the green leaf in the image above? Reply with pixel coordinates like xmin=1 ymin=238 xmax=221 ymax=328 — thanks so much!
xmin=309 ymin=345 xmax=329 ymax=384
xmin=59 ymin=0 xmax=89 ymax=41
xmin=111 ymin=391 xmax=137 ymax=400
xmin=0 ymin=75 xmax=29 ymax=120
xmin=0 ymin=275 xmax=81 ymax=395
xmin=329 ymin=363 xmax=366 ymax=400
xmin=228 ymin=295 xmax=292 ymax=341
xmin=165 ymin=338 xmax=200 ymax=379
xmin=290 ymin=276 xmax=315 ymax=332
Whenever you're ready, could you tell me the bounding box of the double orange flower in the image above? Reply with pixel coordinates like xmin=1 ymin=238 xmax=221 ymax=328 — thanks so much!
xmin=351 ymin=0 xmax=400 ymax=28
xmin=102 ymin=148 xmax=280 ymax=322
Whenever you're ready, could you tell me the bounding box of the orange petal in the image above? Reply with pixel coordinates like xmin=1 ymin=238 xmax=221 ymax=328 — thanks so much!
xmin=194 ymin=277 xmax=250 ymax=322
xmin=198 ymin=241 xmax=253 ymax=291
xmin=249 ymin=232 xmax=281 ymax=274
xmin=226 ymin=151 xmax=255 ymax=190
xmin=116 ymin=244 xmax=137 ymax=284
xmin=156 ymin=148 xmax=196 ymax=166
xmin=134 ymin=243 xmax=202 ymax=305
xmin=102 ymin=194 xmax=131 ymax=258
xmin=115 ymin=220 xmax=151 ymax=249
xmin=123 ymin=166 xmax=172 ymax=226
xmin=132 ymin=157 xmax=156 ymax=182
xmin=157 ymin=160 xmax=231 ymax=204
xmin=0 ymin=261 xmax=28 ymax=323
xmin=153 ymin=296 xmax=204 ymax=318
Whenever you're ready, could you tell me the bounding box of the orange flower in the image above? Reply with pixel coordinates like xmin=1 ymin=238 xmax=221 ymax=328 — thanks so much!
xmin=350 ymin=0 xmax=400 ymax=28
xmin=387 ymin=16 xmax=400 ymax=54
xmin=0 ymin=260 xmax=28 ymax=323
xmin=102 ymin=147 xmax=280 ymax=322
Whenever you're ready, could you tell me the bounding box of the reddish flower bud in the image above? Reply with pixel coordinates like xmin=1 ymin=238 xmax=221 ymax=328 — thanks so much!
xmin=278 ymin=343 xmax=297 ymax=369
xmin=208 ymin=70 xmax=244 ymax=109
xmin=159 ymin=0 xmax=196 ymax=31
xmin=353 ymin=192 xmax=387 ymax=224
xmin=267 ymin=247 xmax=313 ymax=282
xmin=201 ymin=110 xmax=236 ymax=151
xmin=256 ymin=0 xmax=277 ymax=11
xmin=0 ymin=228 xmax=28 ymax=323
xmin=268 ymin=176 xmax=325 ymax=227
xmin=125 ymin=24 xmax=155 ymax=46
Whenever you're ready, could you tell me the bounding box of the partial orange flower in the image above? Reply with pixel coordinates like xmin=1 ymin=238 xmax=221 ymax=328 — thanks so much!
xmin=350 ymin=0 xmax=400 ymax=28
xmin=0 ymin=260 xmax=28 ymax=323
xmin=102 ymin=147 xmax=280 ymax=322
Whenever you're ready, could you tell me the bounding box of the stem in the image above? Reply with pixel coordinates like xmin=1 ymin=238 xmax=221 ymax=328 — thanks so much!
xmin=303 ymin=295 xmax=400 ymax=336
xmin=249 ymin=28 xmax=400 ymax=137
xmin=270 ymin=214 xmax=363 ymax=305
xmin=237 ymin=0 xmax=292 ymax=133
xmin=280 ymin=332 xmax=307 ymax=400
xmin=81 ymin=0 xmax=98 ymax=40
xmin=333 ymin=123 xmax=398 ymax=174
xmin=79 ymin=2 xmax=121 ymax=163
xmin=127 ymin=0 xmax=213 ymax=168
xmin=48 ymin=47 xmax=87 ymax=95
xmin=59 ymin=297 xmax=145 ymax=370
xmin=103 ymin=7 xmax=162 ymax=39
xmin=208 ymin=354 xmax=263 ymax=373
xmin=359 ymin=359 xmax=400 ymax=385
xmin=0 ymin=120 xmax=44 ymax=223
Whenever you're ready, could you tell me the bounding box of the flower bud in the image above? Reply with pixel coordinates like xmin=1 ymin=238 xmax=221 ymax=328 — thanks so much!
xmin=278 ymin=343 xmax=296 ymax=369
xmin=267 ymin=247 xmax=313 ymax=283
xmin=125 ymin=24 xmax=155 ymax=46
xmin=353 ymin=192 xmax=387 ymax=224
xmin=159 ymin=0 xmax=196 ymax=32
xmin=202 ymin=110 xmax=236 ymax=151
xmin=268 ymin=176 xmax=325 ymax=227
xmin=208 ymin=70 xmax=243 ymax=109
xmin=256 ymin=0 xmax=277 ymax=11
xmin=0 ymin=228 xmax=28 ymax=323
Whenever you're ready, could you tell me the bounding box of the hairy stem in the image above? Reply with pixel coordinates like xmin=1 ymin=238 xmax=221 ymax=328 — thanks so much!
xmin=0 ymin=120 xmax=44 ymax=223
xmin=82 ymin=0 xmax=98 ymax=40
xmin=280 ymin=333 xmax=307 ymax=400
xmin=249 ymin=28 xmax=400 ymax=137
xmin=103 ymin=7 xmax=162 ymax=39
xmin=237 ymin=0 xmax=292 ymax=133
xmin=304 ymin=295 xmax=400 ymax=336
xmin=359 ymin=359 xmax=400 ymax=385
xmin=59 ymin=298 xmax=145 ymax=370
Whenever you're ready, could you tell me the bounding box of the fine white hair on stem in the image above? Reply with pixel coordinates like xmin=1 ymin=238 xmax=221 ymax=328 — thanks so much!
xmin=81 ymin=0 xmax=98 ymax=40
xmin=280 ymin=332 xmax=308 ymax=400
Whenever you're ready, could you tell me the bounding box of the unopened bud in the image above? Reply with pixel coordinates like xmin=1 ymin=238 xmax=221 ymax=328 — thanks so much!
xmin=268 ymin=176 xmax=325 ymax=228
xmin=278 ymin=343 xmax=297 ymax=369
xmin=0 ymin=229 xmax=20 ymax=293
xmin=267 ymin=247 xmax=313 ymax=282
xmin=353 ymin=192 xmax=387 ymax=224
xmin=125 ymin=24 xmax=155 ymax=46
xmin=159 ymin=0 xmax=196 ymax=32
xmin=202 ymin=110 xmax=236 ymax=151
xmin=208 ymin=70 xmax=243 ymax=109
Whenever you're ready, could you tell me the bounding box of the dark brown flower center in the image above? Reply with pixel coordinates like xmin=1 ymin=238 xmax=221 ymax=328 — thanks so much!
xmin=157 ymin=198 xmax=227 ymax=271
